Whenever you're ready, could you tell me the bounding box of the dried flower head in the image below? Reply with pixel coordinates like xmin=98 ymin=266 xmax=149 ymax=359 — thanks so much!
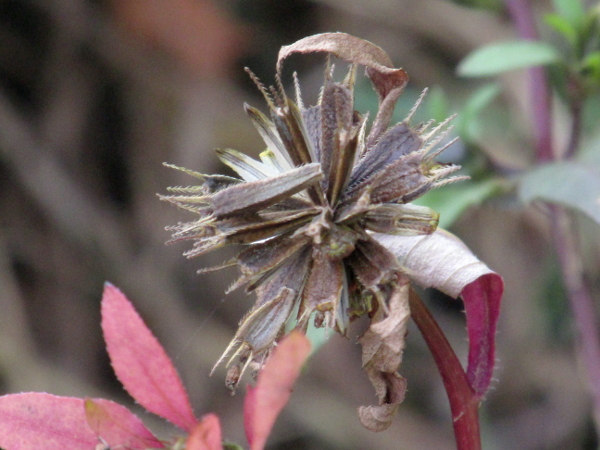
xmin=161 ymin=33 xmax=465 ymax=428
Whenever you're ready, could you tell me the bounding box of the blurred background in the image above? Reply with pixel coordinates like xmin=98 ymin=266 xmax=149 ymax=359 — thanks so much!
xmin=1 ymin=0 xmax=599 ymax=449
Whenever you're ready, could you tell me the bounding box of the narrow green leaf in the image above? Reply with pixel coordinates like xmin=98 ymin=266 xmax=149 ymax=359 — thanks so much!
xmin=544 ymin=13 xmax=578 ymax=44
xmin=581 ymin=51 xmax=600 ymax=81
xmin=426 ymin=86 xmax=450 ymax=123
xmin=456 ymin=83 xmax=500 ymax=141
xmin=519 ymin=161 xmax=600 ymax=223
xmin=457 ymin=40 xmax=561 ymax=77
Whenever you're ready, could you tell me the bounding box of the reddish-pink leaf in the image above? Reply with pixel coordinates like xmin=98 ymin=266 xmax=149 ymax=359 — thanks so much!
xmin=186 ymin=414 xmax=223 ymax=450
xmin=84 ymin=398 xmax=164 ymax=449
xmin=461 ymin=273 xmax=503 ymax=397
xmin=244 ymin=331 xmax=311 ymax=450
xmin=375 ymin=229 xmax=504 ymax=398
xmin=101 ymin=282 xmax=197 ymax=431
xmin=0 ymin=393 xmax=97 ymax=450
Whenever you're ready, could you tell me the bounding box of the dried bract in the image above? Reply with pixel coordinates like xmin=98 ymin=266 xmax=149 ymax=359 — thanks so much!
xmin=160 ymin=32 xmax=465 ymax=430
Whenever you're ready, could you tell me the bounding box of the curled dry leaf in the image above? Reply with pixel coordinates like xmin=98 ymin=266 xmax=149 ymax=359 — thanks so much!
xmin=277 ymin=32 xmax=409 ymax=146
xmin=358 ymin=283 xmax=410 ymax=432
xmin=374 ymin=229 xmax=503 ymax=397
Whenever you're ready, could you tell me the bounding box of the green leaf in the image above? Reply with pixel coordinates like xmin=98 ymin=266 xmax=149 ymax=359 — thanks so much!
xmin=544 ymin=13 xmax=578 ymax=44
xmin=519 ymin=161 xmax=600 ymax=223
xmin=414 ymin=179 xmax=502 ymax=229
xmin=457 ymin=40 xmax=561 ymax=77
xmin=578 ymin=130 xmax=600 ymax=164
xmin=426 ymin=85 xmax=450 ymax=123
xmin=581 ymin=51 xmax=600 ymax=84
xmin=456 ymin=83 xmax=500 ymax=141
xmin=552 ymin=0 xmax=585 ymax=27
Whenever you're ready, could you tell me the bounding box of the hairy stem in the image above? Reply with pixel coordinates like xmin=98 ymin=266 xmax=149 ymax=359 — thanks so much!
xmin=409 ymin=288 xmax=481 ymax=450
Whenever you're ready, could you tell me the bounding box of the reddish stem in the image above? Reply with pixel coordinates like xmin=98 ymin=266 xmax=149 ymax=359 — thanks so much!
xmin=409 ymin=289 xmax=481 ymax=450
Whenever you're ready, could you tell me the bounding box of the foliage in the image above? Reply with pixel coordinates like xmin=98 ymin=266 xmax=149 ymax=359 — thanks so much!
xmin=0 ymin=284 xmax=311 ymax=449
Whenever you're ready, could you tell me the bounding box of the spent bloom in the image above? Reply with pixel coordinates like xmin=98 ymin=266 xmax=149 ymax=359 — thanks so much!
xmin=161 ymin=33 xmax=499 ymax=430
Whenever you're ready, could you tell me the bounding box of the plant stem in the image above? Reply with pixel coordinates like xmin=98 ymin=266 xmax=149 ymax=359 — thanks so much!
xmin=504 ymin=0 xmax=554 ymax=161
xmin=409 ymin=288 xmax=481 ymax=450
xmin=565 ymin=99 xmax=582 ymax=159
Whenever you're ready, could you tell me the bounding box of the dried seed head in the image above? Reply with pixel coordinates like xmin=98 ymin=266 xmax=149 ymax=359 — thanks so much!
xmin=161 ymin=33 xmax=466 ymax=402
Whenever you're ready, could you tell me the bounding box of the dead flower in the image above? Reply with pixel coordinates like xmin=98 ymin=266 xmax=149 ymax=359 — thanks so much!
xmin=160 ymin=33 xmax=465 ymax=430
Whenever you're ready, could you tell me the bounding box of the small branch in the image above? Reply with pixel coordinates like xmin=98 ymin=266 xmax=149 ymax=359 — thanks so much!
xmin=504 ymin=0 xmax=554 ymax=162
xmin=409 ymin=288 xmax=481 ymax=450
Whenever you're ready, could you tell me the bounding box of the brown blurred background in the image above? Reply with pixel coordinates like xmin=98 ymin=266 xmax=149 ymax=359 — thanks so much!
xmin=0 ymin=0 xmax=598 ymax=449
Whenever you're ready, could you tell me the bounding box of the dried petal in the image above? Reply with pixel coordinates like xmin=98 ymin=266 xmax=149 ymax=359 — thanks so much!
xmin=358 ymin=283 xmax=410 ymax=431
xmin=216 ymin=148 xmax=278 ymax=181
xmin=244 ymin=103 xmax=294 ymax=170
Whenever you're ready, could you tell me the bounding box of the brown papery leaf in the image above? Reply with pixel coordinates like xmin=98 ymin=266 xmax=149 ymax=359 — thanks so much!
xmin=278 ymin=32 xmax=396 ymax=78
xmin=374 ymin=229 xmax=503 ymax=398
xmin=358 ymin=283 xmax=410 ymax=431
xmin=277 ymin=32 xmax=408 ymax=101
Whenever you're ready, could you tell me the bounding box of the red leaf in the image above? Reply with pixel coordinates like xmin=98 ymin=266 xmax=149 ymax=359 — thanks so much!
xmin=244 ymin=331 xmax=311 ymax=450
xmin=462 ymin=273 xmax=503 ymax=397
xmin=186 ymin=414 xmax=223 ymax=450
xmin=0 ymin=393 xmax=97 ymax=450
xmin=84 ymin=398 xmax=164 ymax=449
xmin=101 ymin=282 xmax=197 ymax=431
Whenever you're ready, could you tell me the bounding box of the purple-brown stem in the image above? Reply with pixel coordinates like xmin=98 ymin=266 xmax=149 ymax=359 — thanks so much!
xmin=505 ymin=0 xmax=600 ymax=434
xmin=409 ymin=289 xmax=481 ymax=450
xmin=504 ymin=0 xmax=554 ymax=162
